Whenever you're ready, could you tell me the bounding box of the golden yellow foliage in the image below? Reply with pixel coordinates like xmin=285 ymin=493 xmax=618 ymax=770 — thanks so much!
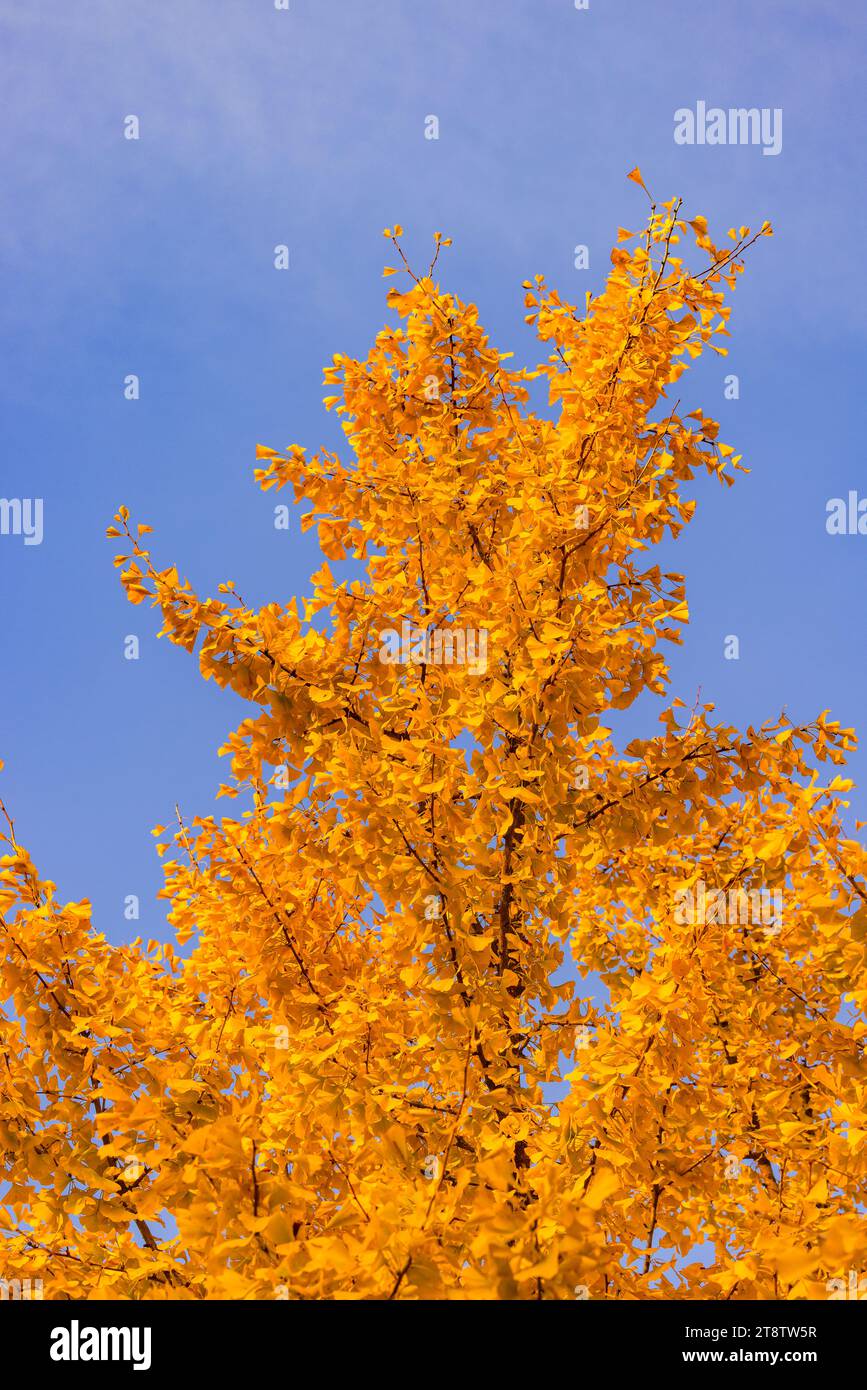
xmin=2 ymin=194 xmax=865 ymax=1300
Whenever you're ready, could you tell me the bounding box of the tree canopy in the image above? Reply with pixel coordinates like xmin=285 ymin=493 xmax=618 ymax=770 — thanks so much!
xmin=3 ymin=185 xmax=866 ymax=1300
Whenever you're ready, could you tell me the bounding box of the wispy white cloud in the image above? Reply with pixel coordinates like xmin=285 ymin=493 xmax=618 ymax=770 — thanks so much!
xmin=0 ymin=0 xmax=865 ymax=334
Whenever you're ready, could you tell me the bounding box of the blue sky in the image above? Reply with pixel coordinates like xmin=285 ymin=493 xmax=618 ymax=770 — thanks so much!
xmin=0 ymin=0 xmax=865 ymax=946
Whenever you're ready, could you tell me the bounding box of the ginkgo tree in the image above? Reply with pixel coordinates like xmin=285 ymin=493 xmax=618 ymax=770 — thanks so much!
xmin=2 ymin=176 xmax=866 ymax=1301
